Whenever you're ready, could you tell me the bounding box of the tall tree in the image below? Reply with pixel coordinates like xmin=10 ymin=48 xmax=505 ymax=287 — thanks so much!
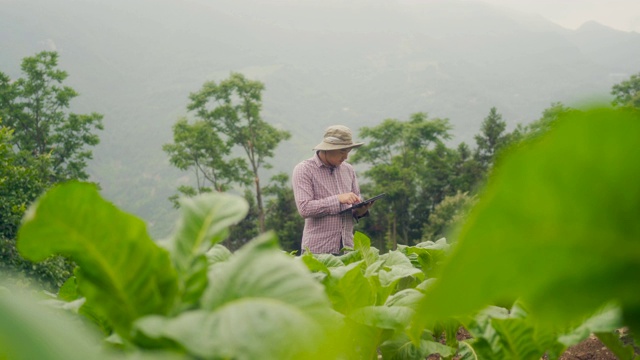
xmin=0 ymin=51 xmax=103 ymax=183
xmin=450 ymin=142 xmax=484 ymax=194
xmin=0 ymin=51 xmax=102 ymax=291
xmin=187 ymin=73 xmax=291 ymax=233
xmin=163 ymin=117 xmax=251 ymax=208
xmin=0 ymin=120 xmax=73 ymax=291
xmin=422 ymin=191 xmax=477 ymax=242
xmin=351 ymin=113 xmax=452 ymax=248
xmin=474 ymin=107 xmax=508 ymax=171
xmin=611 ymin=72 xmax=640 ymax=109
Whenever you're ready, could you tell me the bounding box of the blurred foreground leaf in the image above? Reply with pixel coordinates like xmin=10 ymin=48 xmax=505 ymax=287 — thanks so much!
xmin=17 ymin=182 xmax=179 ymax=335
xmin=415 ymin=108 xmax=640 ymax=332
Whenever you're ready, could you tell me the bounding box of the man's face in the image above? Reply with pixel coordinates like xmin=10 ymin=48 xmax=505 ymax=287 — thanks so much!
xmin=325 ymin=148 xmax=352 ymax=167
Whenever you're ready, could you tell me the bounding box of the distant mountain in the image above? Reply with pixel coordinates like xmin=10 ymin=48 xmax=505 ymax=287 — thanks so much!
xmin=2 ymin=0 xmax=639 ymax=237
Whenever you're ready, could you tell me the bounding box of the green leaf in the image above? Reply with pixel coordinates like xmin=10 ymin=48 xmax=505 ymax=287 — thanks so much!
xmin=354 ymin=231 xmax=378 ymax=266
xmin=491 ymin=318 xmax=544 ymax=360
xmin=558 ymin=304 xmax=623 ymax=346
xmin=17 ymin=182 xmax=178 ymax=335
xmin=168 ymin=192 xmax=248 ymax=274
xmin=386 ymin=289 xmax=424 ymax=309
xmin=595 ymin=331 xmax=636 ymax=360
xmin=136 ymin=301 xmax=334 ymax=360
xmin=326 ymin=261 xmax=376 ymax=314
xmin=380 ymin=333 xmax=456 ymax=360
xmin=415 ymin=108 xmax=640 ymax=332
xmin=138 ymin=232 xmax=342 ymax=360
xmin=204 ymin=244 xmax=232 ymax=266
xmin=379 ymin=265 xmax=424 ymax=288
xmin=201 ymin=232 xmax=331 ymax=316
xmin=0 ymin=289 xmax=103 ymax=360
xmin=313 ymin=253 xmax=346 ymax=268
xmin=165 ymin=192 xmax=248 ymax=309
xmin=349 ymin=305 xmax=415 ymax=331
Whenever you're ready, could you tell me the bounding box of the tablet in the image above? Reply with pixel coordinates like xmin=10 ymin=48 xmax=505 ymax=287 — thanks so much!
xmin=339 ymin=193 xmax=386 ymax=214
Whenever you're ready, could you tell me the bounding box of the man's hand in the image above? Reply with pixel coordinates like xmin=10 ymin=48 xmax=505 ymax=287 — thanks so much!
xmin=338 ymin=192 xmax=360 ymax=205
xmin=354 ymin=200 xmax=375 ymax=217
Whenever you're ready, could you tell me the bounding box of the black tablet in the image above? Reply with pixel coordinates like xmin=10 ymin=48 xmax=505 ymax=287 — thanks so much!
xmin=339 ymin=193 xmax=386 ymax=214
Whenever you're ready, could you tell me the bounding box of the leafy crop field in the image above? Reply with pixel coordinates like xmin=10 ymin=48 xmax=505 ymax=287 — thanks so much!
xmin=1 ymin=107 xmax=639 ymax=359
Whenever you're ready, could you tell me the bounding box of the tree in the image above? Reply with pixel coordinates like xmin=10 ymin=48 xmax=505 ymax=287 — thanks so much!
xmin=474 ymin=107 xmax=508 ymax=171
xmin=422 ymin=191 xmax=477 ymax=242
xmin=227 ymin=190 xmax=260 ymax=251
xmin=263 ymin=173 xmax=304 ymax=253
xmin=163 ymin=117 xmax=251 ymax=208
xmin=0 ymin=120 xmax=73 ymax=291
xmin=611 ymin=72 xmax=640 ymax=108
xmin=0 ymin=51 xmax=102 ymax=291
xmin=0 ymin=51 xmax=103 ymax=183
xmin=450 ymin=142 xmax=484 ymax=194
xmin=187 ymin=73 xmax=291 ymax=233
xmin=351 ymin=113 xmax=452 ymax=248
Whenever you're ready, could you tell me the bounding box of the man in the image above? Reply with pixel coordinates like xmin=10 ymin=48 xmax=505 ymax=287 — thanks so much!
xmin=292 ymin=125 xmax=373 ymax=254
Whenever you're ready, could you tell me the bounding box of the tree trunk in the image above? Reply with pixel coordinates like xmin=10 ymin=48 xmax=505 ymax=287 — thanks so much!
xmin=255 ymin=175 xmax=265 ymax=233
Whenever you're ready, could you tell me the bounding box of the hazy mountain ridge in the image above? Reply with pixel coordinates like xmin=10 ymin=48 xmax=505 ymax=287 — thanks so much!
xmin=2 ymin=0 xmax=639 ymax=236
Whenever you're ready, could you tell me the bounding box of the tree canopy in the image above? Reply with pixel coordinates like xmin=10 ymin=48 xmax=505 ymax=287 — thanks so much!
xmin=0 ymin=51 xmax=103 ymax=291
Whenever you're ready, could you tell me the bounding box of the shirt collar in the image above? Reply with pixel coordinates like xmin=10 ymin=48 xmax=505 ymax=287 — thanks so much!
xmin=313 ymin=152 xmax=337 ymax=170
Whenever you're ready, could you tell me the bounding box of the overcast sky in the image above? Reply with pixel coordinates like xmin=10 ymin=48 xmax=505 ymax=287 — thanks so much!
xmin=480 ymin=0 xmax=640 ymax=32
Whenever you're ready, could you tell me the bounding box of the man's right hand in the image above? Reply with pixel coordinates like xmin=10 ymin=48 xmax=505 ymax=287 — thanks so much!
xmin=337 ymin=192 xmax=360 ymax=205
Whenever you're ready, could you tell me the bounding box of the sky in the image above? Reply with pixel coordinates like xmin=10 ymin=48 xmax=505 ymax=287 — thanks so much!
xmin=480 ymin=0 xmax=640 ymax=32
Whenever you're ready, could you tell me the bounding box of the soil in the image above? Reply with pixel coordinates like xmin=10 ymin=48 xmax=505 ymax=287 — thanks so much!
xmin=425 ymin=327 xmax=639 ymax=360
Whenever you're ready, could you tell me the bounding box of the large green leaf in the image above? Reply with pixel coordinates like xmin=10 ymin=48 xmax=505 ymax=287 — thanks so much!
xmin=201 ymin=232 xmax=331 ymax=316
xmin=354 ymin=231 xmax=378 ymax=266
xmin=415 ymin=108 xmax=640 ymax=332
xmin=167 ymin=193 xmax=248 ymax=275
xmin=137 ymin=233 xmax=343 ymax=359
xmin=326 ymin=261 xmax=377 ymax=315
xmin=136 ymin=301 xmax=335 ymax=360
xmin=0 ymin=287 xmax=102 ymax=360
xmin=365 ymin=251 xmax=423 ymax=305
xmin=349 ymin=305 xmax=415 ymax=331
xmin=17 ymin=182 xmax=178 ymax=335
xmin=165 ymin=193 xmax=248 ymax=309
xmin=558 ymin=304 xmax=623 ymax=346
xmin=386 ymin=289 xmax=424 ymax=309
xmin=490 ymin=318 xmax=544 ymax=360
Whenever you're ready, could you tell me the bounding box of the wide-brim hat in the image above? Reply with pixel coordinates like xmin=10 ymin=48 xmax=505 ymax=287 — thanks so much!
xmin=313 ymin=125 xmax=364 ymax=151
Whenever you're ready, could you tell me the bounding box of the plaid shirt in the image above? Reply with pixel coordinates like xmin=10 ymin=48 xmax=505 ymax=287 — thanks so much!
xmin=292 ymin=153 xmax=361 ymax=254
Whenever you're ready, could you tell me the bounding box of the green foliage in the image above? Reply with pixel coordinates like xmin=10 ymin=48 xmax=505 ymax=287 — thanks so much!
xmin=186 ymin=72 xmax=291 ymax=232
xmin=0 ymin=51 xmax=103 ymax=292
xmin=18 ymin=182 xmax=179 ymax=335
xmin=0 ymin=51 xmax=103 ymax=182
xmin=414 ymin=107 xmax=640 ymax=336
xmin=163 ymin=117 xmax=252 ymax=197
xmin=0 ymin=287 xmax=105 ymax=360
xmin=473 ymin=107 xmax=509 ymax=171
xmin=612 ymin=72 xmax=640 ymax=108
xmin=422 ymin=191 xmax=477 ymax=242
xmin=512 ymin=102 xmax=575 ymax=144
xmin=226 ymin=189 xmax=260 ymax=251
xmin=263 ymin=172 xmax=304 ymax=252
xmin=12 ymin=182 xmax=341 ymax=359
xmin=3 ymin=107 xmax=640 ymax=359
xmin=351 ymin=113 xmax=454 ymax=248
xmin=0 ymin=120 xmax=73 ymax=291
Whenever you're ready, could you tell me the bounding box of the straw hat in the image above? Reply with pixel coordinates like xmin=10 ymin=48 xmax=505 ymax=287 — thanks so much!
xmin=313 ymin=125 xmax=364 ymax=151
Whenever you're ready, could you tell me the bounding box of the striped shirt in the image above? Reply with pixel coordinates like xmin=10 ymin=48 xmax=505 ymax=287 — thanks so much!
xmin=292 ymin=153 xmax=361 ymax=254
